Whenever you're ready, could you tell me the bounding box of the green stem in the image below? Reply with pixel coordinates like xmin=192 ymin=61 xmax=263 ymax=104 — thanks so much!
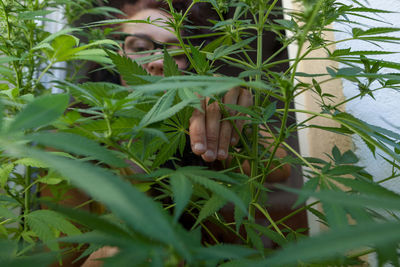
xmin=35 ymin=61 xmax=54 ymax=89
xmin=253 ymin=99 xmax=290 ymax=205
xmin=23 ymin=166 xmax=32 ymax=230
xmin=263 ymin=0 xmax=279 ymax=24
xmin=252 ymin=202 xmax=285 ymax=238
xmin=104 ymin=113 xmax=113 ymax=139
xmin=169 ymin=0 xmax=199 ymax=73
xmin=282 ymin=141 xmax=319 ymax=174
xmin=0 ymin=219 xmax=12 ymax=225
xmin=289 ymin=0 xmax=324 ymax=83
xmin=267 ymin=200 xmax=320 ymax=230
xmin=262 ymin=41 xmax=291 ymax=66
xmin=0 ymin=0 xmax=22 ymax=90
xmin=249 ymin=3 xmax=266 ymax=223
xmin=107 ymin=140 xmax=150 ymax=174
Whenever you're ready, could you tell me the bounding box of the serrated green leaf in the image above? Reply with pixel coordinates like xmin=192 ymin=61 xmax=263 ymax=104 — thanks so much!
xmin=163 ymin=48 xmax=181 ymax=77
xmin=34 ymin=28 xmax=81 ymax=50
xmin=176 ymin=167 xmax=239 ymax=184
xmin=348 ymin=7 xmax=393 ymax=13
xmin=322 ymin=201 xmax=348 ymax=229
xmin=26 ymin=210 xmax=80 ymax=251
xmin=139 ymin=90 xmax=193 ymax=128
xmin=188 ymin=174 xmax=246 ymax=213
xmin=152 ymin=133 xmax=181 ymax=168
xmin=69 ymin=49 xmax=111 ymax=64
xmin=18 ymin=10 xmax=54 ymax=20
xmin=194 ymin=194 xmax=226 ymax=227
xmin=338 ymin=150 xmax=359 ymax=165
xmin=0 ymin=195 xmax=18 ymax=205
xmin=293 ymin=177 xmax=319 ymax=208
xmin=234 ymin=184 xmax=251 ymax=232
xmin=14 ymin=158 xmax=48 ymax=168
xmin=139 ymin=90 xmax=174 ymax=123
xmin=245 ymin=224 xmax=264 ymax=253
xmin=20 ymin=147 xmax=189 ymax=260
xmin=27 ymin=210 xmax=81 ymax=237
xmin=0 ymin=163 xmax=13 ymax=188
xmin=325 ymin=165 xmax=364 ymax=176
xmin=326 ymin=67 xmax=337 ymax=77
xmin=171 ymin=173 xmax=193 ymax=222
xmin=194 ymin=244 xmax=257 ymax=261
xmin=25 ymin=132 xmax=126 ymax=167
xmin=0 ymin=56 xmax=19 ymax=64
xmin=49 ymin=204 xmax=133 ymax=238
xmin=360 ymin=27 xmax=400 ymax=36
xmin=108 ymin=52 xmax=149 ymax=86
xmin=249 ymin=223 xmax=287 ymax=246
xmin=331 ymin=48 xmax=351 ymax=57
xmin=263 ymin=221 xmax=400 ymax=267
xmin=37 ymin=176 xmax=63 ymax=185
xmin=333 ymin=177 xmax=400 ymax=199
xmin=50 ymin=35 xmax=80 ymax=62
xmin=274 ymin=19 xmax=297 ymax=29
xmin=140 ymin=128 xmax=168 ymax=142
xmin=278 ymin=185 xmax=400 ymax=211
xmin=336 ymin=67 xmax=363 ymax=77
xmin=312 ymin=78 xmax=322 ymax=95
xmin=376 ymin=242 xmax=400 ymax=267
xmin=0 ymin=206 xmax=17 ymax=219
xmin=8 ymin=94 xmax=69 ymax=132
xmin=189 ymin=42 xmax=209 ymax=73
xmin=211 ymin=37 xmax=256 ymax=60
xmin=332 ymin=113 xmax=400 ymax=162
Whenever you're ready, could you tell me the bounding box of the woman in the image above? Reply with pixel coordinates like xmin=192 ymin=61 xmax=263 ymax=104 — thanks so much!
xmin=118 ymin=3 xmax=254 ymax=163
xmin=81 ymin=0 xmax=290 ymax=265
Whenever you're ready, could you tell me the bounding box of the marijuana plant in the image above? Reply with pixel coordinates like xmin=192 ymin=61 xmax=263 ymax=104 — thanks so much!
xmin=1 ymin=0 xmax=400 ymax=266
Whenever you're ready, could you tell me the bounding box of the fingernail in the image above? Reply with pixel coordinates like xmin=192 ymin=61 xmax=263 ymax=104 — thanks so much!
xmin=218 ymin=149 xmax=226 ymax=158
xmin=205 ymin=150 xmax=215 ymax=159
xmin=194 ymin=143 xmax=205 ymax=152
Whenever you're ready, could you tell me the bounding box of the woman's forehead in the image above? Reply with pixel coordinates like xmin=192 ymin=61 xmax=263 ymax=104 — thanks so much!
xmin=123 ymin=9 xmax=176 ymax=43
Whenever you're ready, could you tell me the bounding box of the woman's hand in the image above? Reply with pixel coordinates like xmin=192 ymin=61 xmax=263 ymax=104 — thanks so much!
xmin=189 ymin=87 xmax=253 ymax=162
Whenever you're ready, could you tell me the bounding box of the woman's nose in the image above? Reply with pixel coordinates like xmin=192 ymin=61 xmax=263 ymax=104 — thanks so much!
xmin=147 ymin=58 xmax=164 ymax=76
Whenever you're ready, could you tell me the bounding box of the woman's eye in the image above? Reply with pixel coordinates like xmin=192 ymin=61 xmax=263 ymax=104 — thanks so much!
xmin=133 ymin=46 xmax=148 ymax=52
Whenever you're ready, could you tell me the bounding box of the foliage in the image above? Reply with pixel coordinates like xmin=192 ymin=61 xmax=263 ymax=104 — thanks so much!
xmin=0 ymin=0 xmax=400 ymax=266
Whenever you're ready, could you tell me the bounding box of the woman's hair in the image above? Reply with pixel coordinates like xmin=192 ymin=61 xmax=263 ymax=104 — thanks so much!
xmin=107 ymin=0 xmax=218 ymax=42
xmin=107 ymin=0 xmax=168 ymax=18
xmin=84 ymin=0 xmax=218 ymax=83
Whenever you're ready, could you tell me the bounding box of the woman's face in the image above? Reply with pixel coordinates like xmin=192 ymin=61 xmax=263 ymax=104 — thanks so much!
xmin=122 ymin=9 xmax=187 ymax=76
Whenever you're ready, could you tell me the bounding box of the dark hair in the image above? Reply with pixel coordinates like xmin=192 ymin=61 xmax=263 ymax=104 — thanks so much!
xmin=84 ymin=0 xmax=218 ymax=83
xmin=107 ymin=0 xmax=218 ymax=44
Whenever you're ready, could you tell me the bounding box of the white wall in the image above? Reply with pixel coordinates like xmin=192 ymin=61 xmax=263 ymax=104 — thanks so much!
xmin=334 ymin=1 xmax=400 ymax=266
xmin=334 ymin=0 xmax=400 ymax=192
xmin=43 ymin=8 xmax=66 ymax=93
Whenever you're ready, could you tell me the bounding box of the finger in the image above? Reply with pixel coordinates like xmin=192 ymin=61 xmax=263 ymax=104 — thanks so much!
xmin=217 ymin=87 xmax=240 ymax=160
xmin=189 ymin=97 xmax=207 ymax=155
xmin=202 ymin=100 xmax=221 ymax=162
xmin=231 ymin=89 xmax=253 ymax=146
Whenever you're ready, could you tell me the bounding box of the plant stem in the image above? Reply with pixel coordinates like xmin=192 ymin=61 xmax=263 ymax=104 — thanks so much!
xmin=252 ymin=202 xmax=285 ymax=238
xmin=168 ymin=0 xmax=199 ymax=74
xmin=35 ymin=61 xmax=54 ymax=88
xmin=253 ymin=99 xmax=290 ymax=205
xmin=0 ymin=0 xmax=22 ymax=91
xmin=289 ymin=0 xmax=324 ymax=83
xmin=248 ymin=2 xmax=265 ymax=223
xmin=282 ymin=141 xmax=319 ymax=174
xmin=107 ymin=140 xmax=150 ymax=174
xmin=23 ymin=166 xmax=31 ymax=230
xmin=267 ymin=200 xmax=320 ymax=230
